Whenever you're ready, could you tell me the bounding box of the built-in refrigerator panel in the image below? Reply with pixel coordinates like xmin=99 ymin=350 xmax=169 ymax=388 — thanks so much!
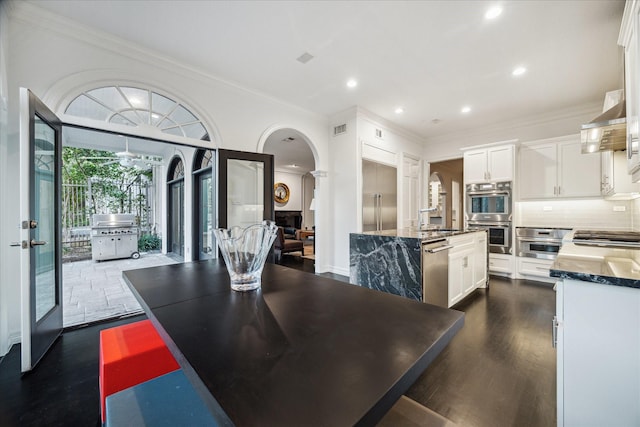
xmin=362 ymin=160 xmax=397 ymax=231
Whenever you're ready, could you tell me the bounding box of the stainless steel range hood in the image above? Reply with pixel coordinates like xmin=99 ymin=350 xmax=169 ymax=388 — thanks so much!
xmin=581 ymin=98 xmax=626 ymax=154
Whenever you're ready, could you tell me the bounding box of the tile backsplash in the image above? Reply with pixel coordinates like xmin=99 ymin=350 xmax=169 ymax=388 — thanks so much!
xmin=517 ymin=199 xmax=635 ymax=230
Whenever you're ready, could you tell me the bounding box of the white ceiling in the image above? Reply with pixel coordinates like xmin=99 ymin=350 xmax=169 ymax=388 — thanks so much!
xmin=29 ymin=0 xmax=625 ymax=143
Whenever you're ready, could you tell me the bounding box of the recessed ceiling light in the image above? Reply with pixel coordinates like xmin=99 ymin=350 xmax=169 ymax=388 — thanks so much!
xmin=346 ymin=79 xmax=358 ymax=88
xmin=395 ymin=107 xmax=404 ymax=114
xmin=485 ymin=6 xmax=503 ymax=20
xmin=461 ymin=106 xmax=472 ymax=114
xmin=512 ymin=66 xmax=527 ymax=76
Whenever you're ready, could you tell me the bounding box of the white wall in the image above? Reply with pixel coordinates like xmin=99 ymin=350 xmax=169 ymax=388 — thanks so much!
xmin=0 ymin=0 xmax=15 ymax=356
xmin=274 ymin=170 xmax=303 ymax=212
xmin=1 ymin=2 xmax=331 ymax=356
xmin=328 ymin=107 xmax=426 ymax=275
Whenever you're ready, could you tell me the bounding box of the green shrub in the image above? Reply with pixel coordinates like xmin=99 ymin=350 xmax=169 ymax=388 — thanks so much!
xmin=138 ymin=234 xmax=161 ymax=251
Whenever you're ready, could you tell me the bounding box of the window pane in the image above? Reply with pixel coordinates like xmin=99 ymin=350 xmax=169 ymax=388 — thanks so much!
xmin=151 ymin=92 xmax=177 ymax=115
xmin=109 ymin=113 xmax=136 ymax=126
xmin=119 ymin=110 xmax=142 ymax=124
xmin=87 ymin=87 xmax=129 ymax=111
xmin=120 ymin=87 xmax=149 ymax=110
xmin=182 ymin=123 xmax=207 ymax=140
xmin=169 ymin=105 xmax=196 ymax=124
xmin=65 ymin=95 xmax=112 ymax=121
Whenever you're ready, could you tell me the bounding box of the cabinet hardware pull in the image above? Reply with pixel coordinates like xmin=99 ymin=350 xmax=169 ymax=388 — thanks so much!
xmin=552 ymin=316 xmax=558 ymax=348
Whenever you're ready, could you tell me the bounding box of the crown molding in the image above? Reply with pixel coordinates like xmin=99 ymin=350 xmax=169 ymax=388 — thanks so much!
xmin=10 ymin=2 xmax=325 ymax=121
xmin=425 ymin=100 xmax=602 ymax=146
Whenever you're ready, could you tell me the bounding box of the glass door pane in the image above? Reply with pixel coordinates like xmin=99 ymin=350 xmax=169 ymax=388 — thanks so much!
xmin=227 ymin=159 xmax=264 ymax=228
xmin=199 ymin=173 xmax=213 ymax=259
xmin=33 ymin=120 xmax=56 ymax=321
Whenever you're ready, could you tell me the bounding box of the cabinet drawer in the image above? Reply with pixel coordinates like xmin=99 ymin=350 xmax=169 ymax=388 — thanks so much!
xmin=489 ymin=254 xmax=513 ymax=274
xmin=517 ymin=257 xmax=553 ymax=278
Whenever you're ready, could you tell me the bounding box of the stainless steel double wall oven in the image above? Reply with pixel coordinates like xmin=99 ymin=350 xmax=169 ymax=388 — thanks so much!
xmin=466 ymin=181 xmax=512 ymax=254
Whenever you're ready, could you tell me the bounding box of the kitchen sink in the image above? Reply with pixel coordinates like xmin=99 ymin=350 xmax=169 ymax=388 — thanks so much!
xmin=605 ymin=257 xmax=640 ymax=278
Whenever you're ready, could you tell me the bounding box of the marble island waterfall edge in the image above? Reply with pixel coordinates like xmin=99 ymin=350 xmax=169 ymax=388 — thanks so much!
xmin=350 ymin=234 xmax=422 ymax=301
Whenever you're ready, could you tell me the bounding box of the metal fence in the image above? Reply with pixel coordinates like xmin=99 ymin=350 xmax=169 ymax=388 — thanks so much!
xmin=62 ymin=177 xmax=154 ymax=260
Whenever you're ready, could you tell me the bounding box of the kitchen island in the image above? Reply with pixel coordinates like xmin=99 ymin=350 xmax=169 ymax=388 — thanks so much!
xmin=122 ymin=259 xmax=464 ymax=426
xmin=550 ymin=231 xmax=640 ymax=427
xmin=350 ymin=229 xmax=488 ymax=306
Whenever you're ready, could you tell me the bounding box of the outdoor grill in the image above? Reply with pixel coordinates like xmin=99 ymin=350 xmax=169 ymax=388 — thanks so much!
xmin=91 ymin=214 xmax=140 ymax=261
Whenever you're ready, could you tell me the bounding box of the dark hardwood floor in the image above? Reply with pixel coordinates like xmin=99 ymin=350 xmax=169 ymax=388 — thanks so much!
xmin=407 ymin=276 xmax=557 ymax=427
xmin=0 ymin=270 xmax=555 ymax=427
xmin=0 ymin=315 xmax=145 ymax=427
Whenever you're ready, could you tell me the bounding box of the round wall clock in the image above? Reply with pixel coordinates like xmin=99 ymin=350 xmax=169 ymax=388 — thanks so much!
xmin=274 ymin=182 xmax=290 ymax=203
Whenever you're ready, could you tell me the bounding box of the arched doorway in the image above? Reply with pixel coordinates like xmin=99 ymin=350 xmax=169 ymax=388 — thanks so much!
xmin=167 ymin=156 xmax=185 ymax=259
xmin=192 ymin=149 xmax=215 ymax=260
xmin=262 ymin=128 xmax=317 ymax=270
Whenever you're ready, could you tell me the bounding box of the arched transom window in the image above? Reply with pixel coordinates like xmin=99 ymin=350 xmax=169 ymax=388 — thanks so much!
xmin=65 ymin=86 xmax=210 ymax=140
xmin=168 ymin=157 xmax=185 ymax=181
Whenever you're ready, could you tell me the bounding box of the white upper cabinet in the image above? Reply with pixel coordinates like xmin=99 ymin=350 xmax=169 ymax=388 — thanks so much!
xmin=601 ymin=150 xmax=640 ymax=198
xmin=519 ymin=135 xmax=601 ymax=200
xmin=620 ymin=2 xmax=640 ymax=180
xmin=463 ymin=145 xmax=514 ymax=183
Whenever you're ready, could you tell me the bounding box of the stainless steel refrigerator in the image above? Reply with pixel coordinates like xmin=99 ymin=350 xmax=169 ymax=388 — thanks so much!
xmin=362 ymin=159 xmax=397 ymax=231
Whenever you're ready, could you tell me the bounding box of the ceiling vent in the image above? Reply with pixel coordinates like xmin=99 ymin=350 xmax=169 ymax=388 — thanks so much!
xmin=333 ymin=124 xmax=347 ymax=136
xmin=296 ymin=52 xmax=314 ymax=64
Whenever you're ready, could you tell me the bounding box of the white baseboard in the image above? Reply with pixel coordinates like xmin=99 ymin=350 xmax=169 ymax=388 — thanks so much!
xmin=1 ymin=332 xmax=20 ymax=357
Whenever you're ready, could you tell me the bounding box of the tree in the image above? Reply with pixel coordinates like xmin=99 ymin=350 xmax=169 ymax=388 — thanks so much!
xmin=62 ymin=147 xmax=153 ymax=227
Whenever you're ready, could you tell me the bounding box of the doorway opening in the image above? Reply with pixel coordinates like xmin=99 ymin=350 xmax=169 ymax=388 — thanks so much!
xmin=262 ymin=129 xmax=316 ymax=267
xmin=428 ymin=158 xmax=463 ymax=230
xmin=60 ymin=126 xmax=212 ymax=327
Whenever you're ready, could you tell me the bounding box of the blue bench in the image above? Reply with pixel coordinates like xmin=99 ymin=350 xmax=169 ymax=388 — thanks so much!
xmin=105 ymin=370 xmax=220 ymax=426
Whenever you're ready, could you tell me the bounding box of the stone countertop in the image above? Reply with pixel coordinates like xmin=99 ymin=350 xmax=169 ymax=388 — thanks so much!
xmin=358 ymin=228 xmax=480 ymax=242
xmin=550 ymin=230 xmax=640 ymax=289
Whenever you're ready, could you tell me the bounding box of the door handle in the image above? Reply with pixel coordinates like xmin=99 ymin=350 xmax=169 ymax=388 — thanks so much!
xmin=30 ymin=239 xmax=47 ymax=247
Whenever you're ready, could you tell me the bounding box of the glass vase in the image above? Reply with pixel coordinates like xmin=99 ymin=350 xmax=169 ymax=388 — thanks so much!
xmin=213 ymin=220 xmax=278 ymax=291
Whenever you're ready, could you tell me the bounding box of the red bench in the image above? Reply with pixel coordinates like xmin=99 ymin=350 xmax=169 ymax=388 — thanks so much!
xmin=99 ymin=320 xmax=180 ymax=423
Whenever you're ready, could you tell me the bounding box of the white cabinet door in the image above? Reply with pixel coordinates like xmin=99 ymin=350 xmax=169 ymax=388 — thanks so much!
xmin=448 ymin=244 xmax=473 ymax=307
xmin=474 ymin=233 xmax=487 ymax=288
xmin=463 ymin=149 xmax=488 ymax=183
xmin=557 ymin=139 xmax=601 ymax=198
xmin=487 ymin=145 xmax=514 ymax=182
xmin=624 ymin=11 xmax=640 ymax=176
xmin=558 ymin=279 xmax=640 ymax=426
xmin=519 ymin=143 xmax=557 ymax=199
xmin=402 ymin=156 xmax=420 ymax=228
xmin=448 ymin=251 xmax=465 ymax=307
xmin=464 ymin=146 xmax=514 ymax=183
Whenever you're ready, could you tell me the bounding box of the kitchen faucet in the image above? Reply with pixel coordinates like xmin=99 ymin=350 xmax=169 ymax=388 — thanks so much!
xmin=418 ymin=207 xmax=437 ymax=230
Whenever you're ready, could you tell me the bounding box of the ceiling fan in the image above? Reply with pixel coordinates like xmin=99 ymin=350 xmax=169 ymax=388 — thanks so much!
xmin=80 ymin=137 xmax=163 ymax=170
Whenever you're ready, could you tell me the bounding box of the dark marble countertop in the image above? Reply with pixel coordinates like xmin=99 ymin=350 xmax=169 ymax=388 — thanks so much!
xmin=358 ymin=228 xmax=480 ymax=242
xmin=550 ymin=231 xmax=640 ymax=289
xmin=123 ymin=259 xmax=464 ymax=426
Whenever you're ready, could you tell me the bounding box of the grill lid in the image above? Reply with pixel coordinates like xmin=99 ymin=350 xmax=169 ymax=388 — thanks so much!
xmin=92 ymin=213 xmax=136 ymax=228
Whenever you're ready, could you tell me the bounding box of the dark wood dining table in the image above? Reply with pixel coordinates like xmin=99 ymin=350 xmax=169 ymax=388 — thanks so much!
xmin=123 ymin=259 xmax=464 ymax=427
